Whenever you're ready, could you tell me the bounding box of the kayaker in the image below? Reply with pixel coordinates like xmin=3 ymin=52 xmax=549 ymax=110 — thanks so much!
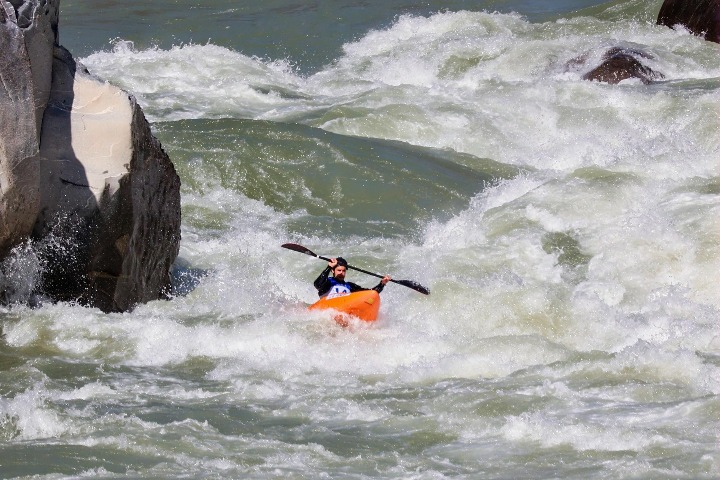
xmin=314 ymin=257 xmax=391 ymax=298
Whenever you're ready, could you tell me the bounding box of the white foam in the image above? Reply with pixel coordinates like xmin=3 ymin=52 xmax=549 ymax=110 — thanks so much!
xmin=500 ymin=410 xmax=668 ymax=452
xmin=83 ymin=42 xmax=307 ymax=122
xmin=0 ymin=386 xmax=70 ymax=440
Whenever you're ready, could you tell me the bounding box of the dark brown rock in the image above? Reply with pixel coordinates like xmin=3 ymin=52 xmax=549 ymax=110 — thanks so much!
xmin=582 ymin=48 xmax=664 ymax=85
xmin=657 ymin=0 xmax=720 ymax=43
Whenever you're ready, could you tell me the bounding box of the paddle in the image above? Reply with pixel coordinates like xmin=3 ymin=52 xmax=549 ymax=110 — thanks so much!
xmin=281 ymin=243 xmax=430 ymax=295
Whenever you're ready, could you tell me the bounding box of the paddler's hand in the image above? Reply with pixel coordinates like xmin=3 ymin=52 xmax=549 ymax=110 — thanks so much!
xmin=381 ymin=275 xmax=391 ymax=285
xmin=328 ymin=258 xmax=338 ymax=269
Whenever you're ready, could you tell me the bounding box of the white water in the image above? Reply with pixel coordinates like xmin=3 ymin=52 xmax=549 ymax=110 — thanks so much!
xmin=1 ymin=8 xmax=719 ymax=479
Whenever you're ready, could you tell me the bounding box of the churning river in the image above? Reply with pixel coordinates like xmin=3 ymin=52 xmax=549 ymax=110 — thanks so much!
xmin=1 ymin=0 xmax=718 ymax=478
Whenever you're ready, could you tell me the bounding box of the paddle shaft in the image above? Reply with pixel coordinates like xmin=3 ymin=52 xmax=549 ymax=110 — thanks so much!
xmin=315 ymin=254 xmax=387 ymax=282
xmin=281 ymin=243 xmax=430 ymax=295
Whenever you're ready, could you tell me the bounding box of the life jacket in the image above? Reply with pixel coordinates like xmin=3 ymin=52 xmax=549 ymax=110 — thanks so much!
xmin=326 ymin=277 xmax=351 ymax=298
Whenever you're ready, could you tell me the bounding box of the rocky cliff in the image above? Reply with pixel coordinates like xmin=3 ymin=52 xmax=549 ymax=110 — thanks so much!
xmin=0 ymin=0 xmax=180 ymax=312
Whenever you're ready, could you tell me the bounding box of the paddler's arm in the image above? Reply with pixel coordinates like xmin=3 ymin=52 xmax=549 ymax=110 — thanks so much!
xmin=314 ymin=266 xmax=332 ymax=296
xmin=314 ymin=258 xmax=338 ymax=297
xmin=370 ymin=275 xmax=392 ymax=294
xmin=349 ymin=275 xmax=389 ymax=294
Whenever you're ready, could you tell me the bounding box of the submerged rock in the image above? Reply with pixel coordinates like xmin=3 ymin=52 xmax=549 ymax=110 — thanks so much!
xmin=580 ymin=47 xmax=664 ymax=85
xmin=657 ymin=0 xmax=720 ymax=44
xmin=0 ymin=0 xmax=181 ymax=312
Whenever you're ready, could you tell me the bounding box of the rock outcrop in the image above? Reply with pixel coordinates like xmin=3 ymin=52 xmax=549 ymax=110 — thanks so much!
xmin=0 ymin=0 xmax=57 ymax=259
xmin=582 ymin=47 xmax=664 ymax=85
xmin=657 ymin=0 xmax=720 ymax=43
xmin=1 ymin=0 xmax=181 ymax=312
xmin=570 ymin=0 xmax=719 ymax=85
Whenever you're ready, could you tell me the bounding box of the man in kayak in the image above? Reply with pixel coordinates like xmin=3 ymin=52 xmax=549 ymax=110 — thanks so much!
xmin=314 ymin=257 xmax=391 ymax=298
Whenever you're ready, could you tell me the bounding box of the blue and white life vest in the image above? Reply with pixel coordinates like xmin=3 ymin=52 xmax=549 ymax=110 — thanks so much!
xmin=326 ymin=277 xmax=351 ymax=298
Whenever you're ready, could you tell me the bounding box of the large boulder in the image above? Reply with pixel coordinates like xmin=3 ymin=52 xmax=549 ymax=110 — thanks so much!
xmin=657 ymin=0 xmax=720 ymax=43
xmin=1 ymin=0 xmax=181 ymax=312
xmin=35 ymin=46 xmax=181 ymax=312
xmin=0 ymin=0 xmax=58 ymax=258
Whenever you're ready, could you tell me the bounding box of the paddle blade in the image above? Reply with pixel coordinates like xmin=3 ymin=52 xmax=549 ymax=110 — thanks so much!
xmin=393 ymin=279 xmax=430 ymax=295
xmin=281 ymin=243 xmax=318 ymax=257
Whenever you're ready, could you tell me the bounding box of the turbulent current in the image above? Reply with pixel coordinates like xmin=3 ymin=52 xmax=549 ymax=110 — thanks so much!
xmin=1 ymin=1 xmax=718 ymax=478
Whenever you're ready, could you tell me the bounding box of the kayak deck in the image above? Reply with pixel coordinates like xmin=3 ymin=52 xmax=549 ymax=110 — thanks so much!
xmin=308 ymin=290 xmax=380 ymax=324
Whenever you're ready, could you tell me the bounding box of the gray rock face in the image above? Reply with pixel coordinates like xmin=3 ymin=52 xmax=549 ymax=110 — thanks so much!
xmin=112 ymin=102 xmax=181 ymax=311
xmin=36 ymin=46 xmax=181 ymax=312
xmin=0 ymin=0 xmax=58 ymax=258
xmin=1 ymin=0 xmax=181 ymax=312
xmin=657 ymin=0 xmax=720 ymax=44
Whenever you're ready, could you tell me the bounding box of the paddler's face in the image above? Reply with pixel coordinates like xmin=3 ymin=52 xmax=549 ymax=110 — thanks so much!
xmin=333 ymin=265 xmax=347 ymax=281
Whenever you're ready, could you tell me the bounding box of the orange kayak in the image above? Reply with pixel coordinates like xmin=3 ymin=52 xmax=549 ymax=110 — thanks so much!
xmin=308 ymin=290 xmax=380 ymax=324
